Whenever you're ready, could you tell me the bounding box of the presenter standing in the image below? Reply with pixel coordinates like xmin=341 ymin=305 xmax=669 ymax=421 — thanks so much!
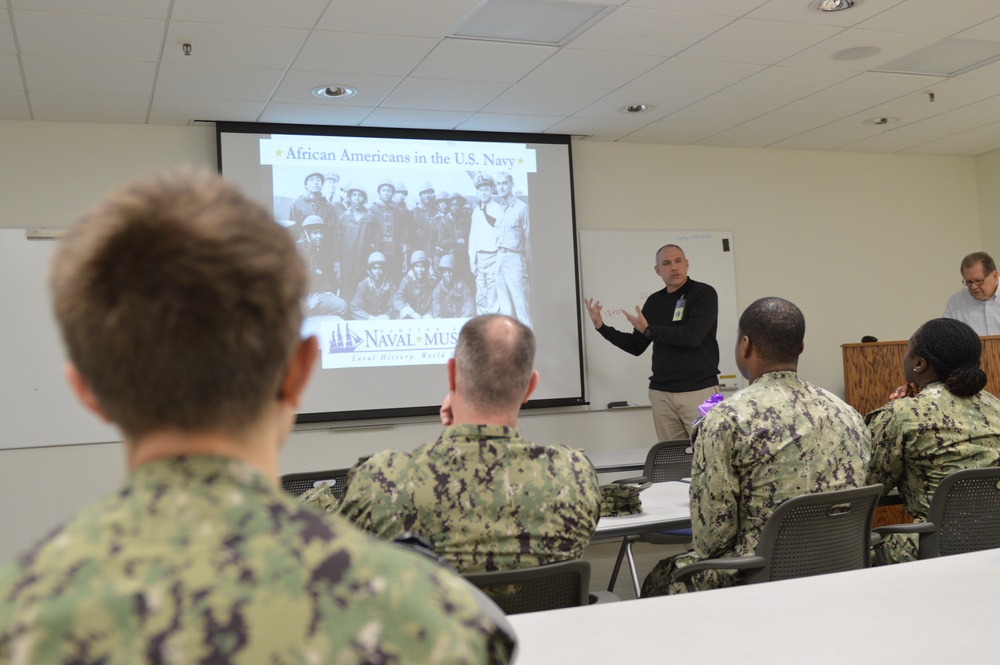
xmin=943 ymin=251 xmax=1000 ymax=336
xmin=585 ymin=244 xmax=720 ymax=441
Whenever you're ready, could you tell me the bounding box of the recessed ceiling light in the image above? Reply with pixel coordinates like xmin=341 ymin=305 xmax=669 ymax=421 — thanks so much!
xmin=623 ymin=104 xmax=651 ymax=113
xmin=863 ymin=116 xmax=899 ymax=126
xmin=312 ymin=85 xmax=357 ymax=100
xmin=812 ymin=0 xmax=855 ymax=11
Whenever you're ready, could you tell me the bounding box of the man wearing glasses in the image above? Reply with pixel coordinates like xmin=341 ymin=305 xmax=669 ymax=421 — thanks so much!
xmin=944 ymin=252 xmax=1000 ymax=336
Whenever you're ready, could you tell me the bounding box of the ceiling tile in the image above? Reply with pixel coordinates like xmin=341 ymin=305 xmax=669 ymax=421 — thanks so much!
xmin=411 ymin=39 xmax=556 ymax=83
xmin=956 ymin=57 xmax=1000 ymax=82
xmin=623 ymin=58 xmax=764 ymax=97
xmin=272 ymin=70 xmax=402 ymax=106
xmin=742 ymin=100 xmax=865 ymax=129
xmin=318 ymin=0 xmax=479 ymax=38
xmin=901 ymin=122 xmax=1000 ymax=154
xmin=695 ymin=123 xmax=805 ymax=148
xmin=13 ymin=11 xmax=164 ymax=61
xmin=379 ymin=77 xmax=508 ymax=111
xmin=547 ymin=115 xmax=654 ymax=141
xmin=162 ymin=22 xmax=308 ymax=69
xmin=0 ymin=54 xmax=22 ymax=89
xmin=663 ymin=95 xmax=787 ymax=124
xmin=573 ymin=89 xmax=699 ymax=119
xmin=294 ymin=31 xmax=438 ymax=76
xmin=678 ymin=18 xmax=842 ymax=65
xmin=171 ymin=0 xmax=326 ymax=29
xmin=23 ymin=57 xmax=154 ymax=95
xmin=520 ymin=49 xmax=662 ymax=89
xmin=481 ymin=84 xmax=608 ymax=115
xmin=890 ymin=77 xmax=1000 ymax=110
xmin=619 ymin=119 xmax=732 ymax=144
xmin=30 ymin=91 xmax=148 ymax=122
xmin=0 ymin=90 xmax=29 ymax=119
xmin=954 ymin=15 xmax=1000 ymax=41
xmin=0 ymin=10 xmax=14 ymax=55
xmin=804 ymin=71 xmax=943 ymax=106
xmin=361 ymin=107 xmax=472 ymax=129
xmin=149 ymin=97 xmax=267 ymax=125
xmin=457 ymin=112 xmax=564 ymax=133
xmin=767 ymin=128 xmax=880 ymax=151
xmin=569 ymin=8 xmax=734 ymax=57
xmin=857 ymin=0 xmax=1000 ymax=37
xmin=719 ymin=65 xmax=856 ymax=100
xmin=625 ymin=0 xmax=768 ymax=17
xmin=824 ymin=104 xmax=946 ymax=132
xmin=10 ymin=0 xmax=169 ymax=19
xmin=154 ymin=63 xmax=285 ymax=101
xmin=259 ymin=101 xmax=372 ymax=125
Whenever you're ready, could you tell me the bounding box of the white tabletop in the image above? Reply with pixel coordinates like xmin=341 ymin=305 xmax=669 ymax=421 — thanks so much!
xmin=592 ymin=481 xmax=691 ymax=540
xmin=584 ymin=448 xmax=648 ymax=474
xmin=509 ymin=547 xmax=1000 ymax=664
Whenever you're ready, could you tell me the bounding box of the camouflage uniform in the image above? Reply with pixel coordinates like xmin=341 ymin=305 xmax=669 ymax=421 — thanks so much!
xmin=642 ymin=370 xmax=872 ymax=596
xmin=338 ymin=424 xmax=602 ymax=573
xmin=0 ymin=456 xmax=514 ymax=664
xmin=866 ymin=383 xmax=1000 ymax=564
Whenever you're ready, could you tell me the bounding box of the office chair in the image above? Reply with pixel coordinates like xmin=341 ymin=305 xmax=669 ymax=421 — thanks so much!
xmin=607 ymin=439 xmax=693 ymax=596
xmin=873 ymin=466 xmax=1000 ymax=562
xmin=463 ymin=559 xmax=617 ymax=615
xmin=280 ymin=468 xmax=351 ymax=500
xmin=671 ymin=484 xmax=883 ymax=592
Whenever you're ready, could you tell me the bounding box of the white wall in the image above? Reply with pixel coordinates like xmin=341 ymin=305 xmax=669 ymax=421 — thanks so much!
xmin=975 ymin=149 xmax=1000 ymax=255
xmin=0 ymin=119 xmax=990 ymax=563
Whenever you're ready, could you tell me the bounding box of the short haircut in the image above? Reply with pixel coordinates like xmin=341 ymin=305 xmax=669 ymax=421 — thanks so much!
xmin=655 ymin=244 xmax=684 ymax=264
xmin=50 ymin=170 xmax=307 ymax=439
xmin=454 ymin=315 xmax=535 ymax=412
xmin=960 ymin=252 xmax=996 ymax=275
xmin=738 ymin=297 xmax=805 ymax=364
xmin=911 ymin=318 xmax=987 ymax=397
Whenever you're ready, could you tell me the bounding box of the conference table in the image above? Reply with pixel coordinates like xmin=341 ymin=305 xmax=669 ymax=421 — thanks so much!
xmin=509 ymin=547 xmax=1000 ymax=663
xmin=592 ymin=480 xmax=692 ymax=540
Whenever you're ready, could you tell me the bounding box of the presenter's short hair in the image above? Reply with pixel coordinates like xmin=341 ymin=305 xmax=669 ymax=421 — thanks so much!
xmin=454 ymin=315 xmax=535 ymax=411
xmin=50 ymin=170 xmax=307 ymax=439
xmin=738 ymin=297 xmax=805 ymax=364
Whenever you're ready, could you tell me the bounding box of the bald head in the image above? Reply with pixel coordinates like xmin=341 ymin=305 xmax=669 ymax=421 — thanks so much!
xmin=454 ymin=315 xmax=535 ymax=414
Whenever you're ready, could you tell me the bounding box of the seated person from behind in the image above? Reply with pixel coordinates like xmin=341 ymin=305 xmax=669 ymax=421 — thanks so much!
xmin=0 ymin=171 xmax=513 ymax=664
xmin=336 ymin=314 xmax=602 ymax=572
xmin=350 ymin=251 xmax=396 ymax=320
xmin=642 ymin=297 xmax=872 ymax=596
xmin=394 ymin=249 xmax=437 ymax=319
xmin=866 ymin=317 xmax=1000 ymax=564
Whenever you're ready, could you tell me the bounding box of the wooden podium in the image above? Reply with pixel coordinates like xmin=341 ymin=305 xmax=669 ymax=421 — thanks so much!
xmin=842 ymin=335 xmax=1000 ymax=526
xmin=842 ymin=336 xmax=1000 ymax=418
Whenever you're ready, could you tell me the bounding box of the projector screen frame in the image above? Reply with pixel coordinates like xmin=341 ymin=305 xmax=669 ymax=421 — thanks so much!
xmin=215 ymin=121 xmax=587 ymax=425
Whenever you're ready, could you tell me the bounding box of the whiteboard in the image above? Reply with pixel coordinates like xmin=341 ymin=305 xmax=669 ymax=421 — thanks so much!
xmin=0 ymin=229 xmax=120 ymax=449
xmin=579 ymin=230 xmax=744 ymax=411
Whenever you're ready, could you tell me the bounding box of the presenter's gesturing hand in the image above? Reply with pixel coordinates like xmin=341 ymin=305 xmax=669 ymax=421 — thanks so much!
xmin=584 ymin=298 xmax=604 ymax=329
xmin=623 ymin=306 xmax=649 ymax=334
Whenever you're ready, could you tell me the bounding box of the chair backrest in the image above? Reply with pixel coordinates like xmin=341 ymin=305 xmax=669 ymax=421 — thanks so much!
xmin=462 ymin=560 xmax=590 ymax=615
xmin=643 ymin=439 xmax=693 ymax=483
xmin=746 ymin=484 xmax=883 ymax=585
xmin=280 ymin=468 xmax=350 ymax=499
xmin=923 ymin=466 xmax=1000 ymax=559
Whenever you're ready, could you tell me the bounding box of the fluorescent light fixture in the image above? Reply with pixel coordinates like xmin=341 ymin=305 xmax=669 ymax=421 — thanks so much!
xmin=450 ymin=0 xmax=613 ymax=46
xmin=874 ymin=39 xmax=1000 ymax=77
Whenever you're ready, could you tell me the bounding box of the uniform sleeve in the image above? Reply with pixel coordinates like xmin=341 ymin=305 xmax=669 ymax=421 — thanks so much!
xmin=337 ymin=458 xmax=380 ymax=533
xmin=865 ymin=404 xmax=905 ymax=494
xmin=647 ymin=283 xmax=718 ymax=348
xmin=689 ymin=409 xmax=740 ymax=559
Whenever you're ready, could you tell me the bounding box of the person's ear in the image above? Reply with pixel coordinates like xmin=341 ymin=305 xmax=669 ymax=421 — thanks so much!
xmin=737 ymin=335 xmax=752 ymax=360
xmin=521 ymin=370 xmax=540 ymax=404
xmin=447 ymin=357 xmax=458 ymax=392
xmin=64 ymin=362 xmax=112 ymax=423
xmin=912 ymin=356 xmax=928 ymax=373
xmin=279 ymin=337 xmax=318 ymax=408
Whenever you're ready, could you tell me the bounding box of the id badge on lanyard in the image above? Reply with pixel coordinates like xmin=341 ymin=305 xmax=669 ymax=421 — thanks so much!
xmin=672 ymin=296 xmax=686 ymax=322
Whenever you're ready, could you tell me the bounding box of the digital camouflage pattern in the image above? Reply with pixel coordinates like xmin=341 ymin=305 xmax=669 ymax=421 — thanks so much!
xmin=299 ymin=482 xmax=341 ymax=512
xmin=0 ymin=456 xmax=514 ymax=665
xmin=866 ymin=383 xmax=1000 ymax=564
xmin=338 ymin=424 xmax=602 ymax=573
xmin=642 ymin=371 xmax=872 ymax=596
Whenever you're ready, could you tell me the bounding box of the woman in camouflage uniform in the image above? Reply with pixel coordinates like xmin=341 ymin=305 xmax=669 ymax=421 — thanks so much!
xmin=866 ymin=318 xmax=1000 ymax=564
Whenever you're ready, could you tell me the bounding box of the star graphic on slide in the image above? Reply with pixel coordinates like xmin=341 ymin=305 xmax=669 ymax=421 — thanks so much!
xmin=275 ymin=149 xmax=283 ymax=157
xmin=517 ymin=157 xmax=524 ymax=165
xmin=416 ymin=334 xmax=424 ymax=343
